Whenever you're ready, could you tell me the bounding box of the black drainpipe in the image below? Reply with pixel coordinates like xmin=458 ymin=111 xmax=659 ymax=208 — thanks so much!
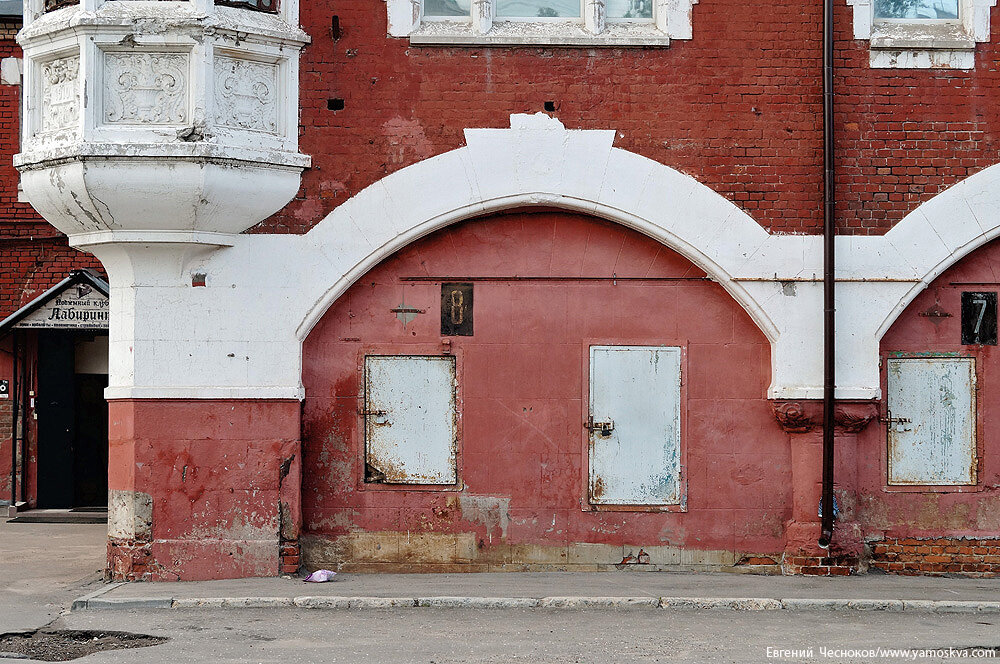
xmin=818 ymin=0 xmax=836 ymax=549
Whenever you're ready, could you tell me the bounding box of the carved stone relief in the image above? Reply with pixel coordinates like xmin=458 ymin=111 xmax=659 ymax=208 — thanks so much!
xmin=770 ymin=400 xmax=880 ymax=434
xmin=40 ymin=55 xmax=80 ymax=134
xmin=214 ymin=56 xmax=279 ymax=134
xmin=104 ymin=52 xmax=189 ymax=125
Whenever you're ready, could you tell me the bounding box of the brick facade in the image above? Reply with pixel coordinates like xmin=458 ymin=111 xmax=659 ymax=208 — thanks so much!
xmin=782 ymin=554 xmax=857 ymax=577
xmin=8 ymin=1 xmax=1000 ymax=579
xmin=870 ymin=538 xmax=1000 ymax=577
xmin=252 ymin=1 xmax=1000 ymax=237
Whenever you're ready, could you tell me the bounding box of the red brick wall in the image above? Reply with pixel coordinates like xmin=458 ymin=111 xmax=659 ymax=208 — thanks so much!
xmin=870 ymin=538 xmax=1000 ymax=577
xmin=257 ymin=1 xmax=1000 ymax=237
xmin=265 ymin=0 xmax=826 ymax=235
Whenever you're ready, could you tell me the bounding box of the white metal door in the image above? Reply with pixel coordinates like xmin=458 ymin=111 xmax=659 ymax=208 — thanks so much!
xmin=588 ymin=346 xmax=682 ymax=505
xmin=364 ymin=355 xmax=457 ymax=484
xmin=886 ymin=357 xmax=976 ymax=486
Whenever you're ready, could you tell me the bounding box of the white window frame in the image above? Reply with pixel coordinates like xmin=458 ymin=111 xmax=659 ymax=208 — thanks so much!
xmin=847 ymin=0 xmax=996 ymax=69
xmin=387 ymin=0 xmax=697 ymax=47
xmin=24 ymin=0 xmax=299 ymax=26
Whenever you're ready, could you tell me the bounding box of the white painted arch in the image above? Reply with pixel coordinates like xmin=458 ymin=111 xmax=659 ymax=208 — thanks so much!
xmin=80 ymin=114 xmax=825 ymax=400
xmin=72 ymin=113 xmax=1000 ymax=402
xmin=291 ymin=119 xmax=1000 ymax=402
xmin=295 ymin=188 xmax=786 ymax=344
xmin=873 ymin=161 xmax=1000 ymax=340
xmin=287 ymin=113 xmax=829 ymax=401
xmin=832 ymin=161 xmax=1000 ymax=399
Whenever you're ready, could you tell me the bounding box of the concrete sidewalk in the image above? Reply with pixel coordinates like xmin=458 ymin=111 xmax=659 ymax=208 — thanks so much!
xmin=75 ymin=570 xmax=1000 ymax=613
xmin=0 ymin=520 xmax=106 ymax=632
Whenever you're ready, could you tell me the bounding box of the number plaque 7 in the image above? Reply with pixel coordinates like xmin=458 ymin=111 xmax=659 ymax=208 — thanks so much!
xmin=961 ymin=291 xmax=997 ymax=345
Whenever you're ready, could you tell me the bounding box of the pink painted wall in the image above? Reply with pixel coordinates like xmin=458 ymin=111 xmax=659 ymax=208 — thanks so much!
xmin=857 ymin=240 xmax=1000 ymax=540
xmin=106 ymin=399 xmax=301 ymax=581
xmin=301 ymin=210 xmax=786 ymax=569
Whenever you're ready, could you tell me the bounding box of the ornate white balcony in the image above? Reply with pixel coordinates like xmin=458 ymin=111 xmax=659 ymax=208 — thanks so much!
xmin=15 ymin=0 xmax=310 ymax=242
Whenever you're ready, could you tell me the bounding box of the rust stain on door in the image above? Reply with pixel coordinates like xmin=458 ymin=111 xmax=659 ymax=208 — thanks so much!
xmin=588 ymin=346 xmax=682 ymax=506
xmin=364 ymin=355 xmax=457 ymax=484
xmin=886 ymin=357 xmax=976 ymax=486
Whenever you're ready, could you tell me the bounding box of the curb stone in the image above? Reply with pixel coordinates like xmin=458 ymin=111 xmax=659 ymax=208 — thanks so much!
xmin=294 ymin=597 xmax=417 ymax=609
xmin=72 ymin=595 xmax=1000 ymax=614
xmin=69 ymin=582 xmax=123 ymax=611
xmin=416 ymin=597 xmax=541 ymax=609
xmin=85 ymin=597 xmax=173 ymax=610
xmin=779 ymin=599 xmax=906 ymax=612
xmin=172 ymin=597 xmax=296 ymax=609
xmin=540 ymin=597 xmax=659 ymax=608
xmin=902 ymin=600 xmax=1000 ymax=614
xmin=660 ymin=597 xmax=783 ymax=611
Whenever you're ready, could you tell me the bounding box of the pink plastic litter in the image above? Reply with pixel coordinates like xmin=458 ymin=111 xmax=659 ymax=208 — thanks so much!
xmin=303 ymin=569 xmax=337 ymax=583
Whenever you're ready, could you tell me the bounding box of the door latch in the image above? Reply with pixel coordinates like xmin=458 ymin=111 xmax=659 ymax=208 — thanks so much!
xmin=359 ymin=408 xmax=391 ymax=426
xmin=586 ymin=416 xmax=615 ymax=436
xmin=885 ymin=415 xmax=911 ymax=433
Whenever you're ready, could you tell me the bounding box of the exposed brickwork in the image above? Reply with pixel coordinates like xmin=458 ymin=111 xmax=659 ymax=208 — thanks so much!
xmin=253 ymin=1 xmax=1000 ymax=237
xmin=107 ymin=538 xmax=156 ymax=583
xmin=263 ymin=0 xmax=828 ymax=235
xmin=783 ymin=554 xmax=858 ymax=576
xmin=280 ymin=541 xmax=301 ymax=575
xmin=0 ymin=238 xmax=105 ymax=319
xmin=0 ymin=20 xmax=19 ymax=41
xmin=869 ymin=538 xmax=1000 ymax=578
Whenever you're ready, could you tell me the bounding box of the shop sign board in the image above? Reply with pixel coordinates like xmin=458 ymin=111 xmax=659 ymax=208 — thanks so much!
xmin=14 ymin=283 xmax=109 ymax=330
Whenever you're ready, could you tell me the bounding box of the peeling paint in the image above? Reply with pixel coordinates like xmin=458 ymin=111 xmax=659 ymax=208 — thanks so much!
xmin=302 ymin=532 xmax=775 ymax=573
xmin=458 ymin=494 xmax=510 ymax=541
xmin=108 ymin=489 xmax=153 ymax=540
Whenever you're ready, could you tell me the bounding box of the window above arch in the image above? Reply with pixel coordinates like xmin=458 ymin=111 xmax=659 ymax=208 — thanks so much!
xmin=848 ymin=0 xmax=997 ymax=68
xmin=216 ymin=0 xmax=278 ymax=12
xmin=39 ymin=0 xmax=281 ymax=14
xmin=43 ymin=0 xmax=77 ymax=11
xmin=387 ymin=0 xmax=696 ymax=47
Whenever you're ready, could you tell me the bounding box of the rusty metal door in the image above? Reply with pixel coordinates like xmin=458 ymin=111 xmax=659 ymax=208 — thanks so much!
xmin=886 ymin=357 xmax=976 ymax=486
xmin=364 ymin=355 xmax=457 ymax=484
xmin=588 ymin=346 xmax=682 ymax=505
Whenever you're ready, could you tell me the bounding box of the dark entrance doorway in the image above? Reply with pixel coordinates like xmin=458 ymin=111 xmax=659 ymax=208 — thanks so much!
xmin=1 ymin=270 xmax=111 ymax=512
xmin=36 ymin=331 xmax=109 ymax=509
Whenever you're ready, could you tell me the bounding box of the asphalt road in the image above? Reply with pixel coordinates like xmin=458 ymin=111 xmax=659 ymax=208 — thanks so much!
xmin=55 ymin=606 xmax=1000 ymax=664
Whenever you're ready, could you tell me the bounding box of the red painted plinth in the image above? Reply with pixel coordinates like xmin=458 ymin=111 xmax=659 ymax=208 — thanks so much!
xmin=107 ymin=399 xmax=301 ymax=581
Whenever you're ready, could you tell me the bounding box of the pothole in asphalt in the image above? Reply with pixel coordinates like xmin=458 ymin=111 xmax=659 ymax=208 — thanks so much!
xmin=0 ymin=629 xmax=167 ymax=661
